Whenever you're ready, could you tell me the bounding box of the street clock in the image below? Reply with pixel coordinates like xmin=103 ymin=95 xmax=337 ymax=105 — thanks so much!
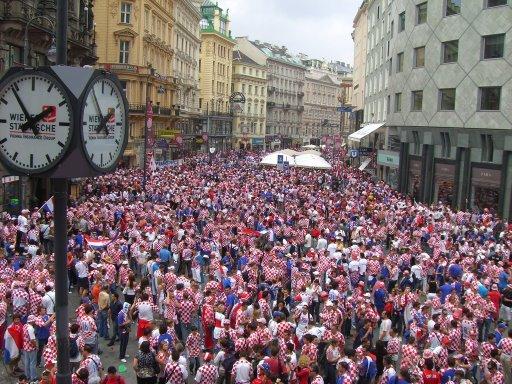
xmin=80 ymin=73 xmax=128 ymax=172
xmin=0 ymin=69 xmax=73 ymax=174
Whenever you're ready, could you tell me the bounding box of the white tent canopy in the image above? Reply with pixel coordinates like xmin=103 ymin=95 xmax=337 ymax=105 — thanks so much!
xmin=260 ymin=151 xmax=332 ymax=169
xmin=294 ymin=153 xmax=331 ymax=169
xmin=260 ymin=152 xmax=296 ymax=166
xmin=300 ymin=149 xmax=322 ymax=156
xmin=348 ymin=122 xmax=385 ymax=143
xmin=301 ymin=144 xmax=318 ymax=149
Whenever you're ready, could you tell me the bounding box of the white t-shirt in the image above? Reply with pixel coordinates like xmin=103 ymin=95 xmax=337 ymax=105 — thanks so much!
xmin=137 ymin=301 xmax=155 ymax=321
xmin=233 ymin=359 xmax=252 ymax=383
xmin=42 ymin=291 xmax=55 ymax=315
xmin=75 ymin=261 xmax=89 ymax=278
xmin=358 ymin=258 xmax=368 ymax=275
xmin=379 ymin=318 xmax=392 ymax=341
xmin=17 ymin=215 xmax=28 ymax=233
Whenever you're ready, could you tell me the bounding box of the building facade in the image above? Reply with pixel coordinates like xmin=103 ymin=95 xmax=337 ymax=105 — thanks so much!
xmin=352 ymin=0 xmax=369 ymax=131
xmin=231 ymin=49 xmax=266 ymax=150
xmin=197 ymin=0 xmax=235 ymax=150
xmin=384 ymin=0 xmax=512 ymax=219
xmin=171 ymin=0 xmax=201 ymax=149
xmin=301 ymin=58 xmax=354 ymax=143
xmin=94 ymin=0 xmax=177 ymax=166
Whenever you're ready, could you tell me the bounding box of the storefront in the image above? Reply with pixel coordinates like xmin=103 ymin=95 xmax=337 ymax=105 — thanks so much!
xmin=377 ymin=150 xmax=399 ymax=190
xmin=407 ymin=157 xmax=422 ymax=201
xmin=251 ymin=138 xmax=264 ymax=151
xmin=1 ymin=175 xmax=21 ymax=214
xmin=433 ymin=162 xmax=456 ymax=206
xmin=470 ymin=166 xmax=502 ymax=213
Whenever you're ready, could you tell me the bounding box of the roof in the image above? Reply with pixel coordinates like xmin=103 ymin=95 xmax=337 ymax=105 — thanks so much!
xmin=250 ymin=40 xmax=305 ymax=68
xmin=233 ymin=50 xmax=263 ymax=67
xmin=305 ymin=71 xmax=338 ymax=85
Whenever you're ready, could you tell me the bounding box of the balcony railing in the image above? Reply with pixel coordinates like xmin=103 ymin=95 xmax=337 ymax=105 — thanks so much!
xmin=128 ymin=104 xmax=172 ymax=116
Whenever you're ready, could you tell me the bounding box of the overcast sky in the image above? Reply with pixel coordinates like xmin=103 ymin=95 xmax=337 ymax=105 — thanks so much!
xmin=219 ymin=0 xmax=361 ymax=65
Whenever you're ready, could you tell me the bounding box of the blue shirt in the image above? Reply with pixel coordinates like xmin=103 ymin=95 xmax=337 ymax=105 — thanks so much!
xmin=117 ymin=311 xmax=128 ymax=333
xmin=441 ymin=368 xmax=456 ymax=384
xmin=440 ymin=283 xmax=453 ymax=304
xmin=159 ymin=248 xmax=171 ymax=263
xmin=448 ymin=264 xmax=462 ymax=279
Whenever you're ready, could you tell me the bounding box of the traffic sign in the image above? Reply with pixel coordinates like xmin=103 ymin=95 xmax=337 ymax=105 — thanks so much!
xmin=277 ymin=154 xmax=284 ymax=164
xmin=337 ymin=106 xmax=353 ymax=113
xmin=350 ymin=149 xmax=359 ymax=158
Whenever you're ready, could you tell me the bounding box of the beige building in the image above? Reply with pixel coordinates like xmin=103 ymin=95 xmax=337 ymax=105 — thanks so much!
xmin=197 ymin=0 xmax=235 ymax=150
xmin=231 ymin=50 xmax=266 ymax=150
xmin=94 ymin=0 xmax=177 ymax=165
xmin=352 ymin=0 xmax=369 ymax=130
xmin=172 ymin=0 xmax=201 ymax=137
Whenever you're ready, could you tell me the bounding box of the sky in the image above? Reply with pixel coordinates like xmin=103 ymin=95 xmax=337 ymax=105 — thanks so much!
xmin=219 ymin=0 xmax=361 ymax=65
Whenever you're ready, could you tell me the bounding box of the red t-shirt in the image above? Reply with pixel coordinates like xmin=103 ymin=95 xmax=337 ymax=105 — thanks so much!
xmin=423 ymin=369 xmax=441 ymax=384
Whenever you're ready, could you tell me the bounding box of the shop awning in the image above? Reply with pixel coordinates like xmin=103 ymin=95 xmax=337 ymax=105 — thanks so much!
xmin=358 ymin=158 xmax=372 ymax=171
xmin=348 ymin=122 xmax=385 ymax=142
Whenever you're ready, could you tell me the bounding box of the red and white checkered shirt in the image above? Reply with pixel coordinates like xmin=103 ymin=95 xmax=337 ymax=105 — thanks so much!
xmin=164 ymin=362 xmax=186 ymax=384
xmin=103 ymin=263 xmax=116 ymax=284
xmin=498 ymin=337 xmax=512 ymax=355
xmin=79 ymin=315 xmax=97 ymax=341
xmin=186 ymin=332 xmax=202 ymax=358
xmin=0 ymin=301 xmax=7 ymax=326
xmin=400 ymin=344 xmax=418 ymax=369
xmin=42 ymin=335 xmax=57 ymax=364
xmin=179 ymin=299 xmax=195 ymax=324
xmin=387 ymin=337 xmax=401 ymax=355
xmin=22 ymin=323 xmax=37 ymax=351
xmin=71 ymin=373 xmax=87 ymax=384
xmin=195 ymin=363 xmax=218 ymax=384
xmin=301 ymin=342 xmax=318 ymax=363
xmin=481 ymin=341 xmax=496 ymax=359
xmin=12 ymin=287 xmax=29 ymax=316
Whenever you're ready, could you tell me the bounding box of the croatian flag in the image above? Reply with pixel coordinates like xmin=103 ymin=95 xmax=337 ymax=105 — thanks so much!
xmin=42 ymin=196 xmax=54 ymax=214
xmin=3 ymin=325 xmax=22 ymax=364
xmin=84 ymin=231 xmax=119 ymax=250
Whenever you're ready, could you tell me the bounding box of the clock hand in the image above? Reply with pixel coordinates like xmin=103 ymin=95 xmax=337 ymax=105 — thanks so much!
xmin=103 ymin=112 xmax=113 ymax=136
xmin=12 ymin=88 xmax=31 ymax=121
xmin=19 ymin=107 xmax=53 ymax=135
xmin=91 ymin=89 xmax=105 ymax=133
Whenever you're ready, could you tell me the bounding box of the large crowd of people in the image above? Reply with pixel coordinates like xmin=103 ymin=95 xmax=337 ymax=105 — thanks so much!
xmin=0 ymin=150 xmax=511 ymax=384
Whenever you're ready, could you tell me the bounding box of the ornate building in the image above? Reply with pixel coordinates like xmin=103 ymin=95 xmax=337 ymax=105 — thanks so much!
xmin=231 ymin=49 xmax=266 ymax=150
xmin=197 ymin=0 xmax=235 ymax=151
xmin=0 ymin=0 xmax=96 ymax=71
xmin=0 ymin=0 xmax=97 ymax=210
xmin=94 ymin=0 xmax=177 ymax=166
xmin=172 ymin=0 xmax=201 ymax=145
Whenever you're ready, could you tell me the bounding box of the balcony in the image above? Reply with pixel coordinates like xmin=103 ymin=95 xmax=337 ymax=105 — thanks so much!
xmin=267 ymin=101 xmax=276 ymax=108
xmin=268 ymin=86 xmax=276 ymax=94
xmin=284 ymin=103 xmax=291 ymax=109
xmin=298 ymin=92 xmax=304 ymax=98
xmin=128 ymin=104 xmax=172 ymax=116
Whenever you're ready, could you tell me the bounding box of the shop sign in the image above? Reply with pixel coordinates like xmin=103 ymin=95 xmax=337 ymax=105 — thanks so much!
xmin=104 ymin=64 xmax=139 ymax=73
xmin=252 ymin=138 xmax=264 ymax=146
xmin=472 ymin=167 xmax=501 ymax=187
xmin=434 ymin=163 xmax=455 ymax=178
xmin=359 ymin=147 xmax=374 ymax=156
xmin=377 ymin=150 xmax=399 ymax=167
xmin=157 ymin=129 xmax=181 ymax=138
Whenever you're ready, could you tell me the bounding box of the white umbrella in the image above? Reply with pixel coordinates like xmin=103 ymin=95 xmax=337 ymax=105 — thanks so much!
xmin=293 ymin=153 xmax=332 ymax=169
xmin=260 ymin=152 xmax=296 ymax=166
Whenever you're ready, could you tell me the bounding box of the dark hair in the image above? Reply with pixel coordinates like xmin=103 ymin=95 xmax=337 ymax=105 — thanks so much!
xmin=311 ymin=364 xmax=320 ymax=374
xmin=107 ymin=366 xmax=117 ymax=374
xmin=171 ymin=349 xmax=180 ymax=362
xmin=140 ymin=340 xmax=151 ymax=353
xmin=76 ymin=367 xmax=89 ymax=380
xmin=425 ymin=359 xmax=434 ymax=370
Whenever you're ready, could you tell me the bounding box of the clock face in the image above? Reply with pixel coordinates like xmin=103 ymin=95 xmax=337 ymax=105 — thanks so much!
xmin=0 ymin=71 xmax=73 ymax=174
xmin=81 ymin=77 xmax=127 ymax=171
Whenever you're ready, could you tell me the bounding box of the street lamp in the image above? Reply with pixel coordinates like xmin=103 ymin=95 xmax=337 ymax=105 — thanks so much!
xmin=23 ymin=15 xmax=56 ymax=65
xmin=209 ymin=146 xmax=216 ymax=164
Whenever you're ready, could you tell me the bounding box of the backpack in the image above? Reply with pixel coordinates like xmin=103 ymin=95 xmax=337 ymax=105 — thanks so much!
xmin=69 ymin=337 xmax=79 ymax=359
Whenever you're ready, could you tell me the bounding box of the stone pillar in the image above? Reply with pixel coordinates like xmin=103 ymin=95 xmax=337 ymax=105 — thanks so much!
xmin=421 ymin=144 xmax=435 ymax=204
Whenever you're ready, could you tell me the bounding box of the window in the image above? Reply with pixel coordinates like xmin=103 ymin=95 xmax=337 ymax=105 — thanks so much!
xmin=479 ymin=87 xmax=501 ymax=110
xmin=411 ymin=90 xmax=423 ymax=111
xmin=441 ymin=132 xmax=451 ymax=157
xmin=120 ymin=2 xmax=132 ymax=24
xmin=414 ymin=46 xmax=425 ymax=67
xmin=387 ymin=95 xmax=391 ymax=114
xmin=398 ymin=11 xmax=406 ymax=32
xmin=483 ymin=34 xmax=505 ymax=59
xmin=388 ymin=58 xmax=393 ymax=75
xmin=481 ymin=134 xmax=494 ymax=162
xmin=119 ymin=41 xmax=129 ymax=63
xmin=397 ymin=52 xmax=404 ymax=72
xmin=487 ymin=0 xmax=508 ymax=7
xmin=412 ymin=131 xmax=421 ymax=155
xmin=394 ymin=92 xmax=402 ymax=112
xmin=443 ymin=40 xmax=459 ymax=63
xmin=120 ymin=80 xmax=127 ymax=97
xmin=416 ymin=2 xmax=428 ymax=25
xmin=439 ymin=88 xmax=456 ymax=110
xmin=445 ymin=0 xmax=461 ymax=16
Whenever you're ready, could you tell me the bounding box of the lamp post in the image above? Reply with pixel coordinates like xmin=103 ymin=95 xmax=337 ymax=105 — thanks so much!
xmin=209 ymin=146 xmax=216 ymax=164
xmin=23 ymin=15 xmax=57 ymax=66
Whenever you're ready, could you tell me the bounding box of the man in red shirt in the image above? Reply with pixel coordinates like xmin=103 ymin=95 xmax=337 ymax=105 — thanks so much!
xmin=422 ymin=359 xmax=441 ymax=384
xmin=100 ymin=366 xmax=126 ymax=384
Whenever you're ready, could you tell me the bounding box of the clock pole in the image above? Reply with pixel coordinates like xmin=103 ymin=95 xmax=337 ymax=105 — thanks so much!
xmin=54 ymin=0 xmax=71 ymax=383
